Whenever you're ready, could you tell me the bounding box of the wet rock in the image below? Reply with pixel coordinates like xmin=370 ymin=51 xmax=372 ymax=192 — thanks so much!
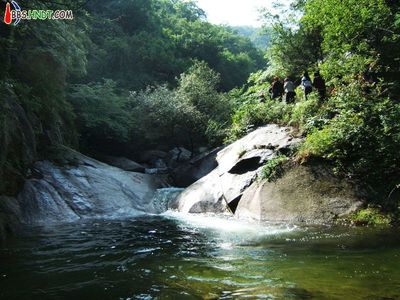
xmin=145 ymin=168 xmax=170 ymax=175
xmin=17 ymin=149 xmax=165 ymax=224
xmin=170 ymin=170 xmax=228 ymax=213
xmin=99 ymin=156 xmax=146 ymax=173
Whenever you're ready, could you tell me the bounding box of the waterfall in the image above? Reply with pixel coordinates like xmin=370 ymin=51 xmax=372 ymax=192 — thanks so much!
xmin=149 ymin=188 xmax=184 ymax=214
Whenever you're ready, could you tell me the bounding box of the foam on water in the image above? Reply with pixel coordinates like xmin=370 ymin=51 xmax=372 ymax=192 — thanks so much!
xmin=162 ymin=210 xmax=297 ymax=242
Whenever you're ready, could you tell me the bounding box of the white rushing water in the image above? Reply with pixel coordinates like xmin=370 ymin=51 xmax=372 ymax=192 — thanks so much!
xmin=162 ymin=210 xmax=298 ymax=245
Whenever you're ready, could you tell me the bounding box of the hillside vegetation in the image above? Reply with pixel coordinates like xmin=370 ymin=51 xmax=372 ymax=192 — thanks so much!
xmin=229 ymin=0 xmax=400 ymax=211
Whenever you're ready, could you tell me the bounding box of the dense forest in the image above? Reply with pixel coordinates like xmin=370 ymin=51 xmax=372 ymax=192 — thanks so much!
xmin=1 ymin=0 xmax=400 ymax=215
xmin=0 ymin=0 xmax=264 ymax=194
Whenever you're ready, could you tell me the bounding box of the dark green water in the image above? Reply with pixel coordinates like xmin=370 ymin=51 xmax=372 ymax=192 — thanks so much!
xmin=0 ymin=212 xmax=399 ymax=300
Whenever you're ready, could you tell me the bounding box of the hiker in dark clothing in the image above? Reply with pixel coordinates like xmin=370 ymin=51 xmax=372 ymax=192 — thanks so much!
xmin=313 ymin=71 xmax=326 ymax=101
xmin=301 ymin=72 xmax=313 ymax=100
xmin=269 ymin=76 xmax=284 ymax=100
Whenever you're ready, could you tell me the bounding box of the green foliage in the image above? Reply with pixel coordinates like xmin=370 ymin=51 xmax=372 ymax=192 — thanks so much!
xmin=0 ymin=0 xmax=264 ymax=170
xmin=85 ymin=0 xmax=264 ymax=91
xmin=68 ymin=62 xmax=233 ymax=154
xmin=177 ymin=61 xmax=231 ymax=122
xmin=266 ymin=25 xmax=322 ymax=77
xmin=69 ymin=80 xmax=132 ymax=149
xmin=298 ymin=81 xmax=400 ymax=199
xmin=227 ymin=70 xmax=295 ymax=142
xmin=231 ymin=26 xmax=272 ymax=50
xmin=206 ymin=120 xmax=228 ymax=147
xmin=291 ymin=93 xmax=326 ymax=132
xmin=228 ymin=100 xmax=292 ymax=142
xmin=260 ymin=155 xmax=289 ymax=182
xmin=262 ymin=0 xmax=400 ymax=93
xmin=129 ymin=62 xmax=233 ymax=151
xmin=0 ymin=1 xmax=88 ymax=193
xmin=226 ymin=0 xmax=400 ymax=210
xmin=129 ymin=85 xmax=199 ymax=150
xmin=351 ymin=208 xmax=392 ymax=226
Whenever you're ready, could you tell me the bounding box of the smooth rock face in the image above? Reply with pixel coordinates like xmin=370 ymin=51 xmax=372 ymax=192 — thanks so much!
xmin=172 ymin=125 xmax=301 ymax=213
xmin=170 ymin=169 xmax=228 ymax=213
xmin=99 ymin=156 xmax=146 ymax=173
xmin=235 ymin=163 xmax=364 ymax=223
xmin=17 ymin=150 xmax=165 ymax=224
xmin=172 ymin=147 xmax=221 ymax=187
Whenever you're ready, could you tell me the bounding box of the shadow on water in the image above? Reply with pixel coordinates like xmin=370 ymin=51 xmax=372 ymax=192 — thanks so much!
xmin=0 ymin=214 xmax=400 ymax=300
xmin=0 ymin=216 xmax=216 ymax=300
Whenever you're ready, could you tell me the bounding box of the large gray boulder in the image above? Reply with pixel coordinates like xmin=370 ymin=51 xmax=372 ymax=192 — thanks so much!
xmin=172 ymin=125 xmax=301 ymax=213
xmin=235 ymin=162 xmax=364 ymax=223
xmin=17 ymin=149 xmax=166 ymax=224
xmin=172 ymin=147 xmax=221 ymax=187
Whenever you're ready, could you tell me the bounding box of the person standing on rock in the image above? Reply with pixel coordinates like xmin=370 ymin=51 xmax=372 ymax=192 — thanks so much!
xmin=301 ymin=72 xmax=313 ymax=100
xmin=269 ymin=76 xmax=284 ymax=100
xmin=313 ymin=71 xmax=327 ymax=101
xmin=284 ymin=77 xmax=296 ymax=104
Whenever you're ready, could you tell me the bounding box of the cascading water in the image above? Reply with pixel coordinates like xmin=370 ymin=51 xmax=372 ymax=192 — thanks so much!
xmin=148 ymin=187 xmax=184 ymax=214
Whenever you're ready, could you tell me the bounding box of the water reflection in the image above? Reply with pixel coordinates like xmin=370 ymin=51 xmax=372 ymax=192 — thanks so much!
xmin=0 ymin=214 xmax=399 ymax=300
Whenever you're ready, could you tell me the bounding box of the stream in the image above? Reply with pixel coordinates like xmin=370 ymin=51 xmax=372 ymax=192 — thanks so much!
xmin=0 ymin=212 xmax=399 ymax=299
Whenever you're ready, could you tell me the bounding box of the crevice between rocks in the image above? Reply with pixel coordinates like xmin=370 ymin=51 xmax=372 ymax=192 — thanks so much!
xmin=228 ymin=194 xmax=242 ymax=214
xmin=228 ymin=157 xmax=262 ymax=175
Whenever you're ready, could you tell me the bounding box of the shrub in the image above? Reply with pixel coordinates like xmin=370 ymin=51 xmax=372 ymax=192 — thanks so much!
xmin=227 ymin=99 xmax=293 ymax=142
xmin=129 ymin=62 xmax=233 ymax=151
xmin=129 ymin=85 xmax=203 ymax=150
xmin=290 ymin=92 xmax=326 ymax=132
xmin=298 ymin=81 xmax=400 ymax=205
xmin=351 ymin=208 xmax=392 ymax=226
xmin=260 ymin=155 xmax=289 ymax=182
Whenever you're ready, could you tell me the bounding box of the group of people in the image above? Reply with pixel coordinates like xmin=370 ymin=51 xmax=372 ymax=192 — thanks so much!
xmin=266 ymin=71 xmax=326 ymax=103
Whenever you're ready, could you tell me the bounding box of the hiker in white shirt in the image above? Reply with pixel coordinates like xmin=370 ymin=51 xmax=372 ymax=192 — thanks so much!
xmin=301 ymin=71 xmax=313 ymax=100
xmin=284 ymin=77 xmax=296 ymax=103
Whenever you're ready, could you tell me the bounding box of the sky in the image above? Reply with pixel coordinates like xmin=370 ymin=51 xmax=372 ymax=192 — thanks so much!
xmin=195 ymin=0 xmax=275 ymax=27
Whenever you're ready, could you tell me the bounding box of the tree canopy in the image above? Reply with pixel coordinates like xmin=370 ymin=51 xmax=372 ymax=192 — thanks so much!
xmin=0 ymin=0 xmax=264 ymax=194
